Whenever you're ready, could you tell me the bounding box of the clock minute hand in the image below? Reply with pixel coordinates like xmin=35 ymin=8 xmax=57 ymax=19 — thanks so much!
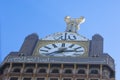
xmin=63 ymin=50 xmax=83 ymax=52
xmin=47 ymin=48 xmax=67 ymax=55
xmin=47 ymin=51 xmax=59 ymax=55
xmin=47 ymin=50 xmax=64 ymax=55
xmin=63 ymin=50 xmax=74 ymax=52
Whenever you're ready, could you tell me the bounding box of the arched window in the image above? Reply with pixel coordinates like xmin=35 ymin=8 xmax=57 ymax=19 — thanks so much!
xmin=37 ymin=78 xmax=45 ymax=80
xmin=64 ymin=69 xmax=72 ymax=74
xmin=23 ymin=78 xmax=31 ymax=80
xmin=63 ymin=78 xmax=72 ymax=80
xmin=51 ymin=68 xmax=59 ymax=73
xmin=90 ymin=69 xmax=99 ymax=74
xmin=50 ymin=78 xmax=59 ymax=80
xmin=78 ymin=69 xmax=85 ymax=74
xmin=13 ymin=68 xmax=21 ymax=73
xmin=38 ymin=68 xmax=46 ymax=73
xmin=10 ymin=77 xmax=18 ymax=80
xmin=76 ymin=79 xmax=84 ymax=80
xmin=25 ymin=68 xmax=33 ymax=73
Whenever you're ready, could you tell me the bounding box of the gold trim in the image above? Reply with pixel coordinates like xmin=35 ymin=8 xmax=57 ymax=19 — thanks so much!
xmin=33 ymin=40 xmax=89 ymax=57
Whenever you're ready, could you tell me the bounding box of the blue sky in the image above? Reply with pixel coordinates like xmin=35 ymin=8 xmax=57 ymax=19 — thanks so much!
xmin=0 ymin=0 xmax=120 ymax=79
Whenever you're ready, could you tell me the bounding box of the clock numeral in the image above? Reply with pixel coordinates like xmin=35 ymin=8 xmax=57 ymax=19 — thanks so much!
xmin=68 ymin=34 xmax=77 ymax=40
xmin=40 ymin=50 xmax=48 ymax=52
xmin=76 ymin=50 xmax=84 ymax=52
xmin=74 ymin=47 xmax=82 ymax=50
xmin=52 ymin=44 xmax=57 ymax=48
xmin=73 ymin=54 xmax=80 ymax=55
xmin=44 ymin=46 xmax=51 ymax=50
xmin=69 ymin=44 xmax=75 ymax=48
xmin=54 ymin=33 xmax=76 ymax=40
xmin=61 ymin=33 xmax=67 ymax=40
xmin=61 ymin=43 xmax=65 ymax=47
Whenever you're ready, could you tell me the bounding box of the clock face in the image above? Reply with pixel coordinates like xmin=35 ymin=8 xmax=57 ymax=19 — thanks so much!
xmin=39 ymin=43 xmax=85 ymax=57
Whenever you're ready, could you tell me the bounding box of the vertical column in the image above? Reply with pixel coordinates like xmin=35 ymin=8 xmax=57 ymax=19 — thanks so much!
xmin=100 ymin=64 xmax=102 ymax=80
xmin=87 ymin=64 xmax=89 ymax=80
xmin=19 ymin=33 xmax=38 ymax=56
xmin=90 ymin=34 xmax=103 ymax=57
xmin=60 ymin=64 xmax=63 ymax=80
xmin=20 ymin=63 xmax=25 ymax=80
xmin=33 ymin=63 xmax=37 ymax=80
xmin=7 ymin=63 xmax=12 ymax=80
xmin=73 ymin=64 xmax=77 ymax=80
xmin=47 ymin=63 xmax=50 ymax=80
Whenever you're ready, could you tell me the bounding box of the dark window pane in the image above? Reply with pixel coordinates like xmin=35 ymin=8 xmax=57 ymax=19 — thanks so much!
xmin=50 ymin=78 xmax=58 ymax=80
xmin=23 ymin=78 xmax=31 ymax=80
xmin=26 ymin=68 xmax=33 ymax=73
xmin=78 ymin=69 xmax=85 ymax=74
xmin=13 ymin=68 xmax=21 ymax=72
xmin=37 ymin=78 xmax=45 ymax=80
xmin=64 ymin=69 xmax=72 ymax=74
xmin=76 ymin=79 xmax=84 ymax=80
xmin=39 ymin=69 xmax=46 ymax=73
xmin=51 ymin=69 xmax=59 ymax=73
xmin=63 ymin=78 xmax=71 ymax=80
xmin=90 ymin=70 xmax=98 ymax=74
xmin=10 ymin=77 xmax=18 ymax=80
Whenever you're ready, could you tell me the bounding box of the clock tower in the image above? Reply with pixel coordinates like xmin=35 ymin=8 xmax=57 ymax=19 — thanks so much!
xmin=0 ymin=16 xmax=115 ymax=80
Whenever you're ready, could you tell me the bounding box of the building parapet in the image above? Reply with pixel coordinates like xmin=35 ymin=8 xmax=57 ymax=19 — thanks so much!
xmin=0 ymin=55 xmax=115 ymax=71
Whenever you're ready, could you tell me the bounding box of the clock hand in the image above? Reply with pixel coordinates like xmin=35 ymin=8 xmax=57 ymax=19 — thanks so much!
xmin=63 ymin=50 xmax=83 ymax=52
xmin=75 ymin=50 xmax=84 ymax=52
xmin=47 ymin=50 xmax=65 ymax=55
xmin=47 ymin=48 xmax=67 ymax=55
xmin=46 ymin=48 xmax=83 ymax=56
xmin=48 ymin=50 xmax=83 ymax=55
xmin=47 ymin=51 xmax=60 ymax=55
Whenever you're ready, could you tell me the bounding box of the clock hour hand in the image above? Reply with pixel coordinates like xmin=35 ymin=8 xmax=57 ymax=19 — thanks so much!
xmin=47 ymin=48 xmax=67 ymax=56
xmin=47 ymin=51 xmax=60 ymax=55
xmin=47 ymin=49 xmax=83 ymax=55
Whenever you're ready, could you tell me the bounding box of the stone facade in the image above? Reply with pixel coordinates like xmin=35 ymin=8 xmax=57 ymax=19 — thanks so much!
xmin=0 ymin=15 xmax=116 ymax=80
xmin=0 ymin=33 xmax=115 ymax=80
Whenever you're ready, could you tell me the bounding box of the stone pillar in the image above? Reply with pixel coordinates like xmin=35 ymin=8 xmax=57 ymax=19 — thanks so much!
xmin=60 ymin=64 xmax=63 ymax=80
xmin=90 ymin=34 xmax=103 ymax=57
xmin=7 ymin=63 xmax=12 ymax=80
xmin=20 ymin=63 xmax=25 ymax=80
xmin=19 ymin=33 xmax=39 ymax=56
xmin=100 ymin=64 xmax=103 ymax=80
xmin=87 ymin=64 xmax=89 ymax=80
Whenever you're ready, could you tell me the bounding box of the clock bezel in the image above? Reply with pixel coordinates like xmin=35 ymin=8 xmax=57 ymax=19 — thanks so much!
xmin=39 ymin=42 xmax=85 ymax=57
xmin=33 ymin=40 xmax=89 ymax=57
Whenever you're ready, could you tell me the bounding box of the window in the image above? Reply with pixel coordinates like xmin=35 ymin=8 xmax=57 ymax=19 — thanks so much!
xmin=25 ymin=68 xmax=33 ymax=73
xmin=10 ymin=77 xmax=18 ymax=80
xmin=13 ymin=68 xmax=21 ymax=72
xmin=64 ymin=69 xmax=72 ymax=74
xmin=38 ymin=68 xmax=46 ymax=73
xmin=50 ymin=78 xmax=58 ymax=80
xmin=23 ymin=78 xmax=31 ymax=80
xmin=76 ymin=79 xmax=84 ymax=80
xmin=78 ymin=69 xmax=85 ymax=74
xmin=37 ymin=78 xmax=45 ymax=80
xmin=51 ymin=69 xmax=59 ymax=73
xmin=90 ymin=70 xmax=98 ymax=74
xmin=63 ymin=78 xmax=71 ymax=80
